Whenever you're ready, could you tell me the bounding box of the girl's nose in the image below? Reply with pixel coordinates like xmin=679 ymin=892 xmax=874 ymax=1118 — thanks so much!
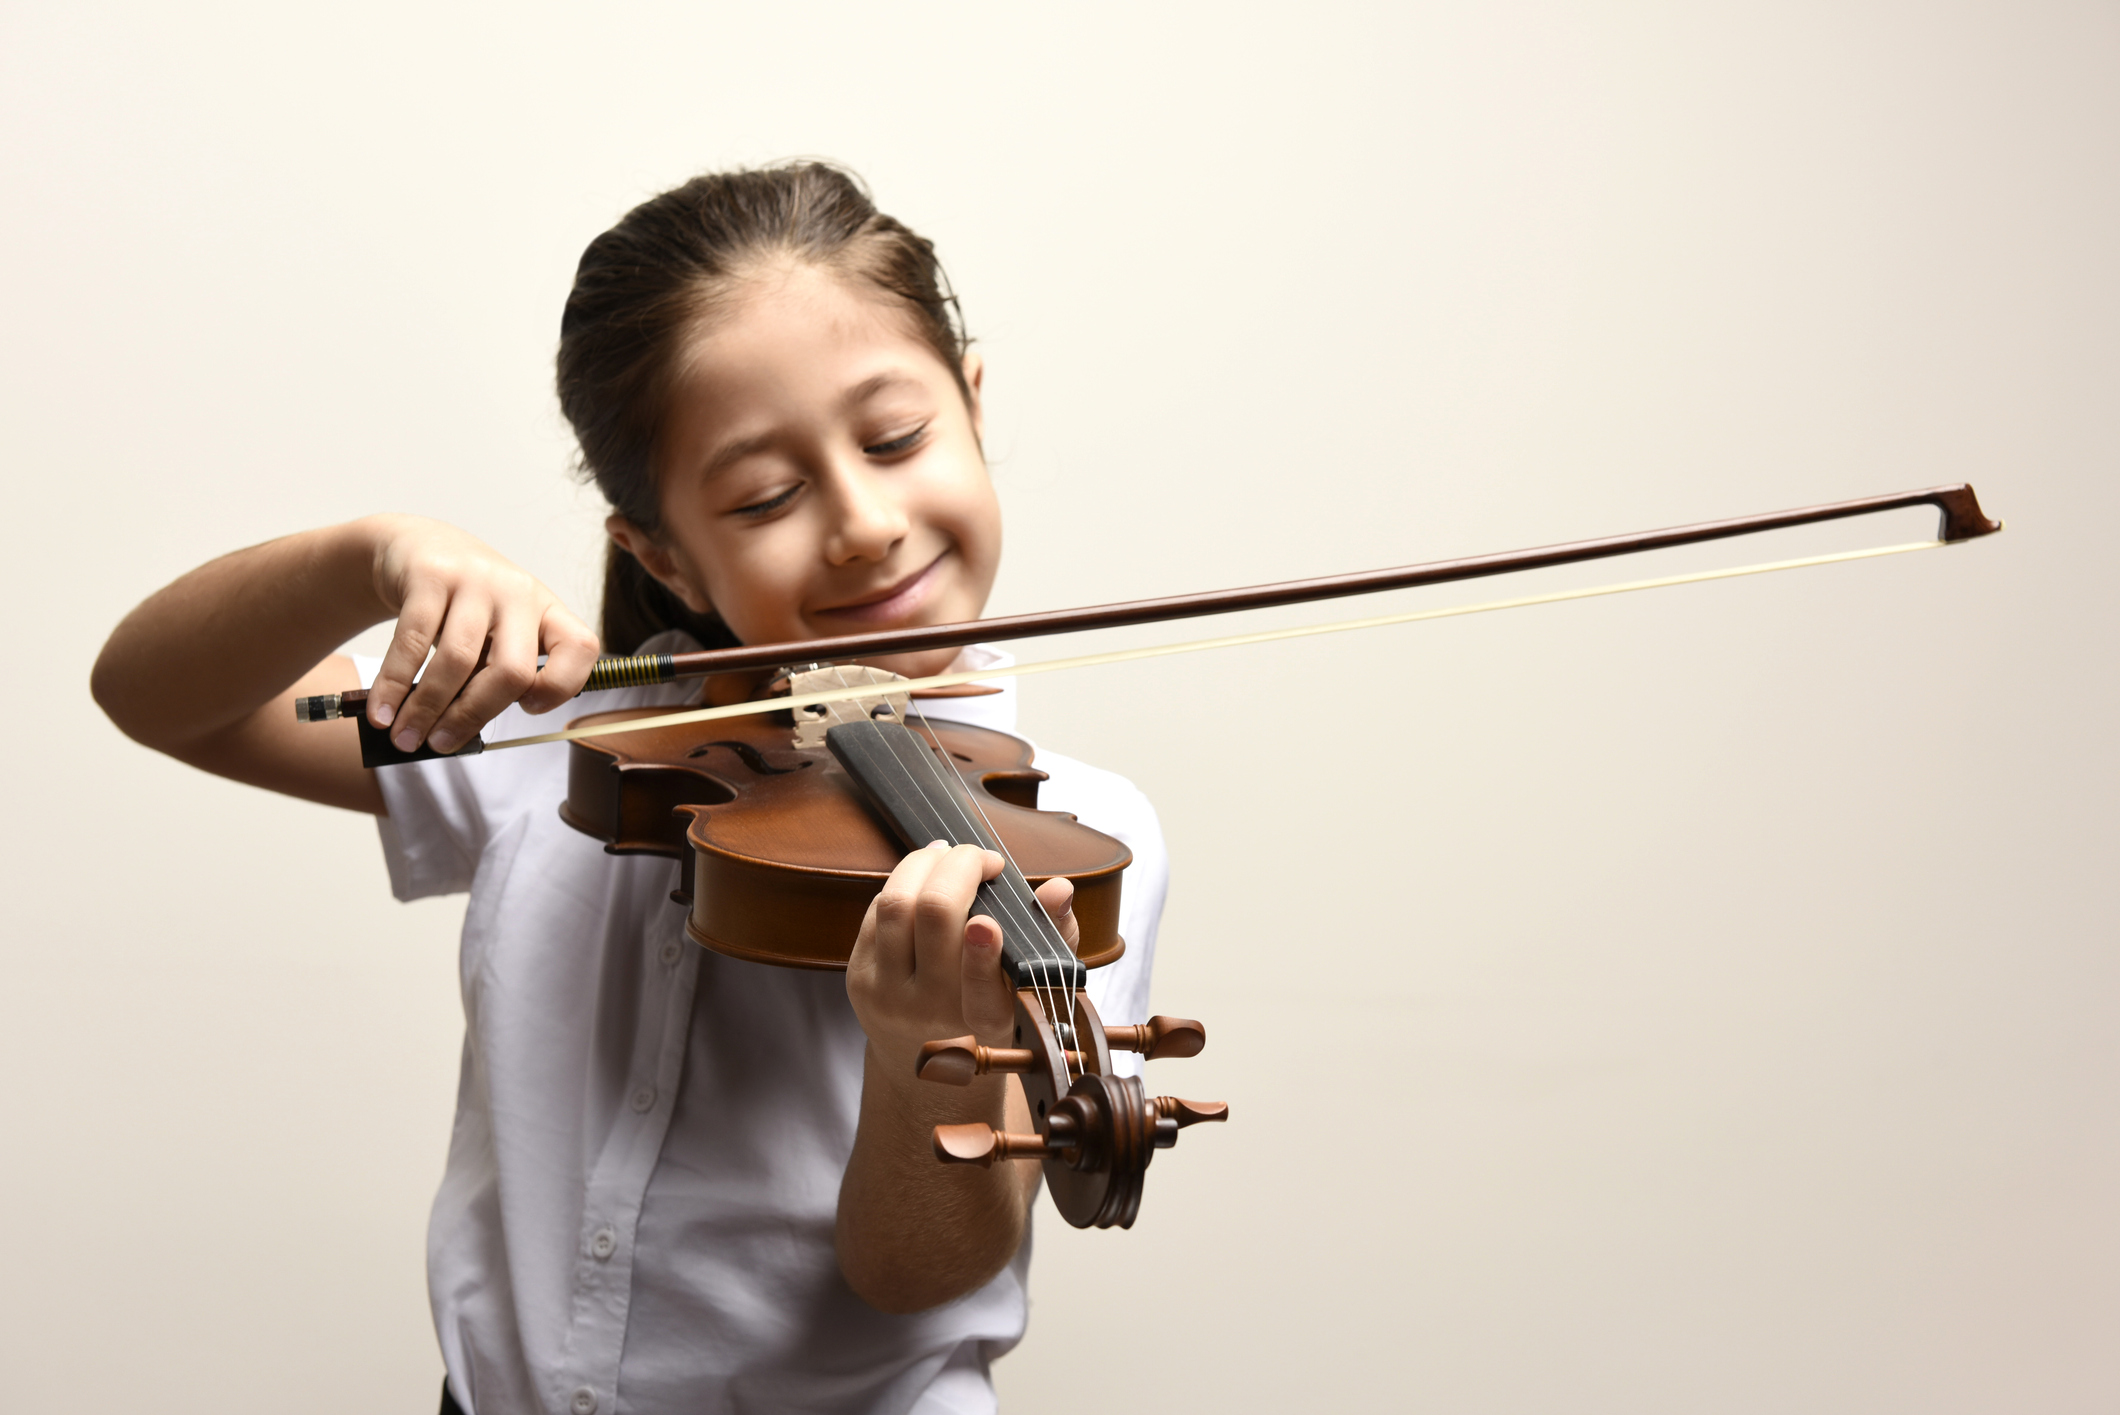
xmin=824 ymin=462 xmax=911 ymax=565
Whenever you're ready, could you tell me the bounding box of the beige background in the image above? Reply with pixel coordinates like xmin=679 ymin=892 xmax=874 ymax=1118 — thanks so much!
xmin=3 ymin=3 xmax=2114 ymax=1411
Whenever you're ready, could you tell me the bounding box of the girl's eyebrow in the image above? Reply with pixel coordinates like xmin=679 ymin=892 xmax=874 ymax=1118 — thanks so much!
xmin=841 ymin=371 xmax=925 ymax=407
xmin=701 ymin=431 xmax=777 ymax=478
xmin=699 ymin=371 xmax=928 ymax=476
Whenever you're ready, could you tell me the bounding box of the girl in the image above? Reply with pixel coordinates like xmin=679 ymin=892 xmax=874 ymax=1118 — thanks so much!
xmin=90 ymin=164 xmax=1166 ymax=1415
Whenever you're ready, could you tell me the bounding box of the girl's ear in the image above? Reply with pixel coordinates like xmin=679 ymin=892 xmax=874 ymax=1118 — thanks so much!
xmin=605 ymin=515 xmax=713 ymax=615
xmin=961 ymin=351 xmax=985 ymax=442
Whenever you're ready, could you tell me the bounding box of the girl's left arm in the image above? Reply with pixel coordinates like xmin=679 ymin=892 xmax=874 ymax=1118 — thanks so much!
xmin=836 ymin=844 xmax=1061 ymax=1313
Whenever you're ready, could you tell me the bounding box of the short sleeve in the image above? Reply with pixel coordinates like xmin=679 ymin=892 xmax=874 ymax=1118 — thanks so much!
xmin=351 ymin=633 xmax=707 ymax=902
xmin=353 ymin=654 xmax=556 ymax=901
xmin=1030 ymin=750 xmax=1169 ymax=1074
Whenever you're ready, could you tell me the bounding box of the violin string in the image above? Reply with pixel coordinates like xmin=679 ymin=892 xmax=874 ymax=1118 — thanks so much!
xmin=891 ymin=695 xmax=1062 ymax=968
xmin=481 ymin=538 xmax=1952 ymax=754
xmin=889 ymin=695 xmax=1073 ymax=1074
xmin=906 ymin=692 xmax=1084 ymax=1084
xmin=829 ymin=665 xmax=1067 ymax=1057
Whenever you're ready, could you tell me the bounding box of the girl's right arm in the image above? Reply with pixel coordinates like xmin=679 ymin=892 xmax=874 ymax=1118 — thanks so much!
xmin=91 ymin=514 xmax=600 ymax=815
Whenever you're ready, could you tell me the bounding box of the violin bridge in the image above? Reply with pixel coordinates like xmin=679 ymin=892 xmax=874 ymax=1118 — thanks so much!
xmin=787 ymin=665 xmax=912 ymax=750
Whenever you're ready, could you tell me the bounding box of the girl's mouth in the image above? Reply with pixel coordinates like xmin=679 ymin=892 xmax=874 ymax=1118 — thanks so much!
xmin=815 ymin=553 xmax=948 ymax=625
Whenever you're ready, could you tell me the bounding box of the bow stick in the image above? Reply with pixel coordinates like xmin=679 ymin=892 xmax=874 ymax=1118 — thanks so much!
xmin=295 ymin=483 xmax=2002 ymax=762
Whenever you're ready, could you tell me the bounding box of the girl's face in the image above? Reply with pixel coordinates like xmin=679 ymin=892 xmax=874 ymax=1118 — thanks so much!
xmin=614 ymin=263 xmax=1002 ymax=683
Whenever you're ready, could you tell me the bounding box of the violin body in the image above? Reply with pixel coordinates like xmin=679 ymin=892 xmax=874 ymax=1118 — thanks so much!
xmin=557 ymin=704 xmax=1132 ymax=972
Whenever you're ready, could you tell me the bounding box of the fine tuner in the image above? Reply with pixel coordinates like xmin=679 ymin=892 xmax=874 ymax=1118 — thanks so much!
xmin=291 ymin=483 xmax=2004 ymax=1228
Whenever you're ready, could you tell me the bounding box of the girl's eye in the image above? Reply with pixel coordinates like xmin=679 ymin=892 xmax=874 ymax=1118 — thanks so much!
xmin=864 ymin=424 xmax=928 ymax=457
xmin=733 ymin=485 xmax=801 ymax=519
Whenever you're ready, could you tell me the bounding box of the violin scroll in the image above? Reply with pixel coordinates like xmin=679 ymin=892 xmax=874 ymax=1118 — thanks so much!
xmin=918 ymin=991 xmax=1225 ymax=1229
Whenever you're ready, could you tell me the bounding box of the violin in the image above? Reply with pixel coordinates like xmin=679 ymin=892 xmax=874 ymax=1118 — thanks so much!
xmin=555 ymin=664 xmax=1220 ymax=1229
xmin=297 ymin=482 xmax=2004 ymax=1229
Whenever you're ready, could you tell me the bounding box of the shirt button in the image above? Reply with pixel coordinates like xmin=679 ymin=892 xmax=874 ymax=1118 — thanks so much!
xmin=590 ymin=1227 xmax=616 ymax=1261
xmin=660 ymin=940 xmax=681 ymax=966
xmin=571 ymin=1388 xmax=598 ymax=1415
xmin=630 ymin=1085 xmax=656 ymax=1113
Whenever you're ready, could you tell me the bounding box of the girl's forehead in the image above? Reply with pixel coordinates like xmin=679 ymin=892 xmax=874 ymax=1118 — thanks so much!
xmin=659 ymin=263 xmax=966 ymax=468
xmin=689 ymin=262 xmax=937 ymax=369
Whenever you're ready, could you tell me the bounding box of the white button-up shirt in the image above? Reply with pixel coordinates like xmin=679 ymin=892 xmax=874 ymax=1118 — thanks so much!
xmin=357 ymin=640 xmax=1167 ymax=1415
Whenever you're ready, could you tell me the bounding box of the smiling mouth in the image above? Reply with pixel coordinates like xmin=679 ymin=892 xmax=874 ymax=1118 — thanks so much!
xmin=816 ymin=554 xmax=949 ymax=625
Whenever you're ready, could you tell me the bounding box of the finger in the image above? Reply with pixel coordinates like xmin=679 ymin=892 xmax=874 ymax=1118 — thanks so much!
xmin=368 ymin=582 xmax=447 ymax=730
xmin=521 ymin=603 xmax=600 ymax=714
xmin=960 ymin=913 xmax=1015 ymax=1044
xmin=965 ymin=915 xmax=1004 ymax=954
xmin=1033 ymin=876 xmax=1080 ymax=953
xmin=864 ymin=842 xmax=952 ymax=983
xmin=391 ymin=593 xmax=492 ymax=752
xmin=428 ymin=603 xmax=540 ymax=753
xmin=911 ymin=844 xmax=991 ymax=984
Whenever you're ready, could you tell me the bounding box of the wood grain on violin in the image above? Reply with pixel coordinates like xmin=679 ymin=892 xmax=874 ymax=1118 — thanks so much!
xmin=558 ymin=703 xmax=1130 ymax=973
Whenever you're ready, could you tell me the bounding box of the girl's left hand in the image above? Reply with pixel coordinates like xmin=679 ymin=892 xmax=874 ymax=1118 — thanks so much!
xmin=845 ymin=842 xmax=1079 ymax=1066
xmin=839 ymin=841 xmax=1069 ymax=1310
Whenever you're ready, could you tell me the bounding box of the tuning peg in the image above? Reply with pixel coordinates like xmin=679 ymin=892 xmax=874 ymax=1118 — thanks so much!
xmin=933 ymin=1123 xmax=1052 ymax=1166
xmin=1103 ymin=1015 xmax=1207 ymax=1060
xmin=1148 ymin=1096 xmax=1228 ymax=1149
xmin=1155 ymin=1096 xmax=1227 ymax=1125
xmin=915 ymin=1036 xmax=1040 ymax=1086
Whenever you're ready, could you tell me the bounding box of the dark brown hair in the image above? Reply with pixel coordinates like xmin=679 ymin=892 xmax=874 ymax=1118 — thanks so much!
xmin=556 ymin=162 xmax=971 ymax=654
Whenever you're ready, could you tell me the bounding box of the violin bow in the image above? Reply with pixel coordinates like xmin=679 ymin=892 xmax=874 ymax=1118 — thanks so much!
xmin=296 ymin=482 xmax=2002 ymax=763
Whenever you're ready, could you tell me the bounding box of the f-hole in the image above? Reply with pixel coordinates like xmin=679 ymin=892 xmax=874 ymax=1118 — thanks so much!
xmin=685 ymin=741 xmax=807 ymax=776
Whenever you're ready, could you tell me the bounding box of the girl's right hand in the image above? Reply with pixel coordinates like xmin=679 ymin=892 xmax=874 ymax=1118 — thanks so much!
xmin=363 ymin=515 xmax=603 ymax=755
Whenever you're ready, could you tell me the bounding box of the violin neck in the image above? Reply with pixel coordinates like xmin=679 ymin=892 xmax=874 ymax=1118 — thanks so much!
xmin=826 ymin=717 xmax=1086 ymax=992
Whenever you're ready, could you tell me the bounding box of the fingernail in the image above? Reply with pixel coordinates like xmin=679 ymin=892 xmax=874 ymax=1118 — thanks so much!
xmin=926 ymin=840 xmax=951 ymax=851
xmin=430 ymin=731 xmax=457 ymax=754
xmin=373 ymin=701 xmax=395 ymax=727
xmin=393 ymin=729 xmax=418 ymax=752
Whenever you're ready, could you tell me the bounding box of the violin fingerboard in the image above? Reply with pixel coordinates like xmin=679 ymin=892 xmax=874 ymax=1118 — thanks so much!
xmin=826 ymin=718 xmax=1085 ymax=991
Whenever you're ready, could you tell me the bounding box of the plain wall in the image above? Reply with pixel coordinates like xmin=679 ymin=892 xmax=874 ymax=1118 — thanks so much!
xmin=3 ymin=3 xmax=2114 ymax=1410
